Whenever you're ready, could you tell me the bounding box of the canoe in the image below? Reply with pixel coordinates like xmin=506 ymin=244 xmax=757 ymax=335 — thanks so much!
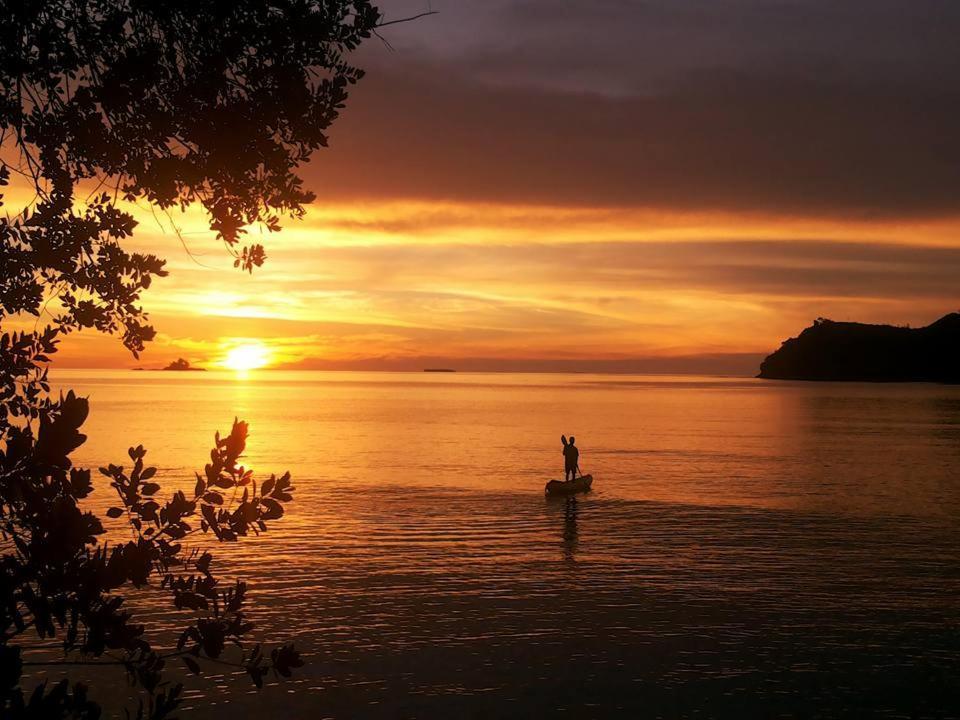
xmin=545 ymin=474 xmax=593 ymax=496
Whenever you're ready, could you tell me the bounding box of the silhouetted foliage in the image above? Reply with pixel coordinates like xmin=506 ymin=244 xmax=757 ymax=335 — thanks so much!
xmin=1 ymin=1 xmax=383 ymax=716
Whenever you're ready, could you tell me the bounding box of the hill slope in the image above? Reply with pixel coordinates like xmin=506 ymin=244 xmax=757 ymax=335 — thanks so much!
xmin=758 ymin=313 xmax=960 ymax=383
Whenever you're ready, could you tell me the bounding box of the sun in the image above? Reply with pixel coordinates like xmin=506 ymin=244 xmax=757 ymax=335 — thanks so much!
xmin=222 ymin=342 xmax=271 ymax=371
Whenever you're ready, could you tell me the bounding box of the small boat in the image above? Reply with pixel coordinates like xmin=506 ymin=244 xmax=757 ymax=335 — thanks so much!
xmin=545 ymin=474 xmax=593 ymax=496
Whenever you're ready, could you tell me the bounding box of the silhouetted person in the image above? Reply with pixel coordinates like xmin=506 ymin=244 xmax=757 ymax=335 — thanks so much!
xmin=561 ymin=435 xmax=580 ymax=481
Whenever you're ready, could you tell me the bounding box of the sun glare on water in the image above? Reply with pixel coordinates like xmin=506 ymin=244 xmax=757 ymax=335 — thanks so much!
xmin=222 ymin=342 xmax=271 ymax=372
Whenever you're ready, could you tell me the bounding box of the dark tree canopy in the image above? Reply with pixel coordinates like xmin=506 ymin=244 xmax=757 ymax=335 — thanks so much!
xmin=2 ymin=0 xmax=380 ymax=359
xmin=0 ymin=2 xmax=382 ymax=717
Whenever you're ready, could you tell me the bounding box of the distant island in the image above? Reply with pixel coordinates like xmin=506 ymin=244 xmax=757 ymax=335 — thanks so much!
xmin=759 ymin=313 xmax=960 ymax=383
xmin=423 ymin=368 xmax=456 ymax=372
xmin=162 ymin=358 xmax=206 ymax=372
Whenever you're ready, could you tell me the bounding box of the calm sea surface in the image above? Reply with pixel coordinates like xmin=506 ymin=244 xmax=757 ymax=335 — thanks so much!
xmin=37 ymin=370 xmax=960 ymax=717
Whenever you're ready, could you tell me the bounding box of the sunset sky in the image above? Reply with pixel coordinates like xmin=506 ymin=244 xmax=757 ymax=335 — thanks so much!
xmin=33 ymin=1 xmax=960 ymax=371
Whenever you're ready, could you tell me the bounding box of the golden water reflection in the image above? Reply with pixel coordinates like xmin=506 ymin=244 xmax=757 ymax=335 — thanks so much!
xmin=37 ymin=370 xmax=960 ymax=718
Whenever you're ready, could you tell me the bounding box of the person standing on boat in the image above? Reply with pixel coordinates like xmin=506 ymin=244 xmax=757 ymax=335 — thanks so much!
xmin=561 ymin=435 xmax=580 ymax=481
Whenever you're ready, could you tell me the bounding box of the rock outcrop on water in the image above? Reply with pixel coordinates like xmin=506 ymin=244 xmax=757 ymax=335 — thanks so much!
xmin=162 ymin=358 xmax=205 ymax=371
xmin=758 ymin=313 xmax=960 ymax=383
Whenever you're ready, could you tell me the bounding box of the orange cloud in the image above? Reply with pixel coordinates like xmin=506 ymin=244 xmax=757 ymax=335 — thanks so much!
xmin=23 ymin=193 xmax=957 ymax=372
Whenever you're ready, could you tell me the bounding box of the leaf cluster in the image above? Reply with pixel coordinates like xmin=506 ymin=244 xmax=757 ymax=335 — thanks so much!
xmin=0 ymin=1 xmax=385 ymax=717
xmin=2 ymin=395 xmax=300 ymax=718
xmin=2 ymin=0 xmax=380 ymax=269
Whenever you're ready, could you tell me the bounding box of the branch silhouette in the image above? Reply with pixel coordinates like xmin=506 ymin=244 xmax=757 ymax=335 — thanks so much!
xmin=0 ymin=1 xmax=398 ymax=717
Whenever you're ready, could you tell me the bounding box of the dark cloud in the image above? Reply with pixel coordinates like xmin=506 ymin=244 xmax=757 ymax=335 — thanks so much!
xmin=377 ymin=1 xmax=960 ymax=94
xmin=305 ymin=62 xmax=959 ymax=217
xmin=298 ymin=2 xmax=960 ymax=217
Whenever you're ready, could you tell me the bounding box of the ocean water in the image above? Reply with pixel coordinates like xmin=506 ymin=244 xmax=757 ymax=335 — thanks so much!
xmin=33 ymin=370 xmax=960 ymax=717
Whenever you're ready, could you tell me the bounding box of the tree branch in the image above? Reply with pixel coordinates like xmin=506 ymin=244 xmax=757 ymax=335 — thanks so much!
xmin=375 ymin=11 xmax=438 ymax=28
